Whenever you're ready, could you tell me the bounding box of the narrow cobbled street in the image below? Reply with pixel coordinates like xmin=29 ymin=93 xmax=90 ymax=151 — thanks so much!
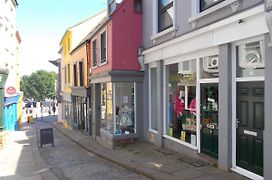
xmin=35 ymin=116 xmax=147 ymax=180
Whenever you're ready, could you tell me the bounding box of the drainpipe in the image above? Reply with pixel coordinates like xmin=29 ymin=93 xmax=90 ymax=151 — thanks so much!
xmin=138 ymin=46 xmax=145 ymax=71
xmin=0 ymin=68 xmax=9 ymax=131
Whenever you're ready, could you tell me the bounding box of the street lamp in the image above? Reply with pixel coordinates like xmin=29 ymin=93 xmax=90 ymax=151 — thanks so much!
xmin=0 ymin=68 xmax=9 ymax=131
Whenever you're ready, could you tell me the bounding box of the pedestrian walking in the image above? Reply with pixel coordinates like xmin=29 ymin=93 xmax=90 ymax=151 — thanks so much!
xmin=52 ymin=105 xmax=56 ymax=115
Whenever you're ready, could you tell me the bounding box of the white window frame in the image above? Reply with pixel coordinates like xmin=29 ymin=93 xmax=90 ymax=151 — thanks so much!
xmin=91 ymin=38 xmax=98 ymax=68
xmin=231 ymin=36 xmax=264 ymax=180
xmin=99 ymin=27 xmax=108 ymax=66
xmin=189 ymin=0 xmax=238 ymax=23
xmin=151 ymin=0 xmax=177 ymax=40
xmin=149 ymin=65 xmax=158 ymax=133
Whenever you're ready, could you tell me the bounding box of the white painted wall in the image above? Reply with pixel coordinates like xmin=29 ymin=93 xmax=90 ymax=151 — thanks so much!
xmin=70 ymin=10 xmax=107 ymax=52
xmin=0 ymin=0 xmax=19 ymax=96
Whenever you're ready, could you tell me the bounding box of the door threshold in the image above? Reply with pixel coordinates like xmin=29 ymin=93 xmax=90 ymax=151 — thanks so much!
xmin=231 ymin=166 xmax=263 ymax=180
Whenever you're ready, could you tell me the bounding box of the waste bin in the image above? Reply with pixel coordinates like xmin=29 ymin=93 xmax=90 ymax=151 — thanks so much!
xmin=27 ymin=115 xmax=33 ymax=123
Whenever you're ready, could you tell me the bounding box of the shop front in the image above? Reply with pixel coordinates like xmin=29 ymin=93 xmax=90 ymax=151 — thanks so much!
xmin=161 ymin=50 xmax=220 ymax=157
xmin=62 ymin=93 xmax=72 ymax=127
xmin=4 ymin=94 xmax=19 ymax=131
xmin=91 ymin=71 xmax=143 ymax=147
xmin=71 ymin=87 xmax=91 ymax=134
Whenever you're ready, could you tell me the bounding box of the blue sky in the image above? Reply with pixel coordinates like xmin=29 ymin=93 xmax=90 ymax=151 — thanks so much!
xmin=17 ymin=0 xmax=107 ymax=76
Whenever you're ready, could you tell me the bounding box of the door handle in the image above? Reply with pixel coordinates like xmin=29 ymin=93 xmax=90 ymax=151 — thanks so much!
xmin=236 ymin=118 xmax=239 ymax=128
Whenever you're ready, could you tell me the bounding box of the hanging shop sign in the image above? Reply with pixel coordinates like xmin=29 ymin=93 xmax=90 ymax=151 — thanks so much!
xmin=6 ymin=86 xmax=16 ymax=95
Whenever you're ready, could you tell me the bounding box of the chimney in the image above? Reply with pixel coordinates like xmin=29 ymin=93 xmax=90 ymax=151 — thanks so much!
xmin=107 ymin=0 xmax=123 ymax=15
xmin=107 ymin=0 xmax=116 ymax=15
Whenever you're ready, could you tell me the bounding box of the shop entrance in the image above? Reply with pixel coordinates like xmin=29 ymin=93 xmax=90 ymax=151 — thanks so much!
xmin=236 ymin=81 xmax=264 ymax=176
xmin=200 ymin=83 xmax=218 ymax=158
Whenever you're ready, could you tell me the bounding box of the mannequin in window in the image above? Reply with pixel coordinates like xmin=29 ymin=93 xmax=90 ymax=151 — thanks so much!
xmin=175 ymin=90 xmax=185 ymax=118
xmin=189 ymin=97 xmax=196 ymax=115
xmin=173 ymin=89 xmax=185 ymax=138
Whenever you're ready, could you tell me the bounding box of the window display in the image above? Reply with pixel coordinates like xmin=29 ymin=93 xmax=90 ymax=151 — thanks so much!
xmin=101 ymin=82 xmax=136 ymax=136
xmin=115 ymin=82 xmax=135 ymax=135
xmin=166 ymin=60 xmax=197 ymax=146
xmin=101 ymin=83 xmax=113 ymax=134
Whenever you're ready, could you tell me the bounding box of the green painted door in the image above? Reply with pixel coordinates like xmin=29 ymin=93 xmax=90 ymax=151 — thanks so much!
xmin=200 ymin=84 xmax=219 ymax=158
xmin=237 ymin=81 xmax=264 ymax=176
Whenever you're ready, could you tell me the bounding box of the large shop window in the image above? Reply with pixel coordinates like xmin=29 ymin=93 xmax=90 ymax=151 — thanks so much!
xmin=101 ymin=82 xmax=136 ymax=136
xmin=158 ymin=0 xmax=173 ymax=32
xmin=115 ymin=82 xmax=135 ymax=135
xmin=101 ymin=83 xmax=113 ymax=134
xmin=236 ymin=40 xmax=265 ymax=78
xmin=200 ymin=0 xmax=225 ymax=12
xmin=166 ymin=60 xmax=197 ymax=146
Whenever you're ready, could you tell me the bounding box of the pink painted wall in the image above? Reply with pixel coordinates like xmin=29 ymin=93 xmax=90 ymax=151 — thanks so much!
xmin=111 ymin=0 xmax=142 ymax=71
xmin=91 ymin=0 xmax=142 ymax=76
xmin=91 ymin=22 xmax=113 ymax=75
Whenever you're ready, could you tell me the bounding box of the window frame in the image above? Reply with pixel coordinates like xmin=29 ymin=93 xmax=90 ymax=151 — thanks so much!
xmin=92 ymin=38 xmax=97 ymax=67
xmin=158 ymin=0 xmax=174 ymax=33
xmin=100 ymin=29 xmax=107 ymax=65
xmin=79 ymin=61 xmax=84 ymax=86
xmin=68 ymin=64 xmax=71 ymax=83
xmin=199 ymin=0 xmax=225 ymax=12
xmin=151 ymin=0 xmax=176 ymax=40
xmin=73 ymin=63 xmax=77 ymax=86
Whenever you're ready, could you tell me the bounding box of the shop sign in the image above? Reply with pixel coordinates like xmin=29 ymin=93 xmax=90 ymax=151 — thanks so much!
xmin=265 ymin=0 xmax=272 ymax=11
xmin=6 ymin=86 xmax=16 ymax=95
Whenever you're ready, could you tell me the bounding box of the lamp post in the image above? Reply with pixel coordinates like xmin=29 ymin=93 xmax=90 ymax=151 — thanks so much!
xmin=0 ymin=68 xmax=8 ymax=131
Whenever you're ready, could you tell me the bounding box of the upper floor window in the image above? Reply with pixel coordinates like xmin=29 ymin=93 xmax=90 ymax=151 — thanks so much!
xmin=92 ymin=39 xmax=97 ymax=67
xmin=68 ymin=38 xmax=71 ymax=52
xmin=158 ymin=0 xmax=173 ymax=32
xmin=100 ymin=31 xmax=107 ymax=64
xmin=79 ymin=61 xmax=83 ymax=86
xmin=73 ymin=64 xmax=77 ymax=86
xmin=134 ymin=0 xmax=142 ymax=13
xmin=68 ymin=64 xmax=71 ymax=83
xmin=200 ymin=0 xmax=225 ymax=12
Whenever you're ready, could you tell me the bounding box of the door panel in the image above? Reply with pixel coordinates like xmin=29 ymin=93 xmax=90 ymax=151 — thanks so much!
xmin=253 ymin=102 xmax=264 ymax=129
xmin=236 ymin=82 xmax=264 ymax=176
xmin=200 ymin=83 xmax=218 ymax=158
xmin=239 ymin=101 xmax=249 ymax=126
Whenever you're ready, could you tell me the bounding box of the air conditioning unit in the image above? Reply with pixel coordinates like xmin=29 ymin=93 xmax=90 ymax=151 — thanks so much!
xmin=178 ymin=61 xmax=193 ymax=75
xmin=208 ymin=57 xmax=219 ymax=69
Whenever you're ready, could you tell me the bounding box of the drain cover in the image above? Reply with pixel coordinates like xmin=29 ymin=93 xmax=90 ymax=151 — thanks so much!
xmin=155 ymin=148 xmax=176 ymax=155
xmin=178 ymin=156 xmax=209 ymax=168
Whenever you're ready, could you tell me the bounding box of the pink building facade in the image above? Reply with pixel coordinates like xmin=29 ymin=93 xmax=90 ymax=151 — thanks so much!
xmin=88 ymin=0 xmax=144 ymax=147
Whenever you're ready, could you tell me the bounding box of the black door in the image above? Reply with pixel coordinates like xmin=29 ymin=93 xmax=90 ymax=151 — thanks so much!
xmin=237 ymin=81 xmax=264 ymax=176
xmin=200 ymin=83 xmax=219 ymax=158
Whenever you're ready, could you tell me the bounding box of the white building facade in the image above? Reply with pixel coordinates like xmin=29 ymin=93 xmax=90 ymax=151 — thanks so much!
xmin=142 ymin=0 xmax=272 ymax=179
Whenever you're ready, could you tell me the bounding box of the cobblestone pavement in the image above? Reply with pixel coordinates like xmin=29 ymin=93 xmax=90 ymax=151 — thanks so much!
xmin=35 ymin=118 xmax=148 ymax=180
